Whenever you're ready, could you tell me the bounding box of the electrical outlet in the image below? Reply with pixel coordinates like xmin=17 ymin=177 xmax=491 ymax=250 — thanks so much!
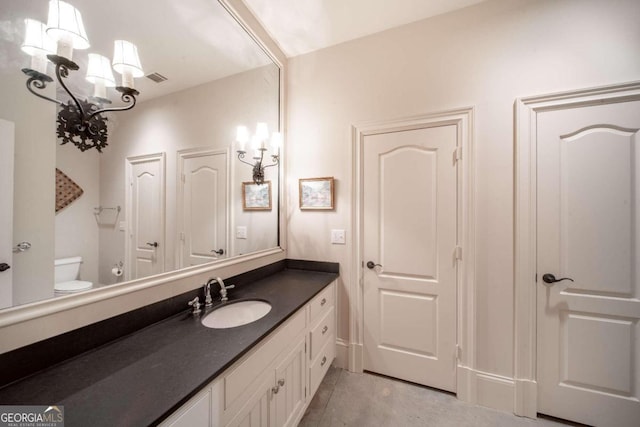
xmin=236 ymin=226 xmax=247 ymax=239
xmin=331 ymin=229 xmax=346 ymax=244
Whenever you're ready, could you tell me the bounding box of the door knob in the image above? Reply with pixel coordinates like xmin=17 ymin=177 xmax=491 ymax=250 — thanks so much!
xmin=146 ymin=242 xmax=159 ymax=248
xmin=542 ymin=273 xmax=574 ymax=284
xmin=0 ymin=263 xmax=10 ymax=272
xmin=211 ymin=249 xmax=224 ymax=255
xmin=366 ymin=261 xmax=382 ymax=269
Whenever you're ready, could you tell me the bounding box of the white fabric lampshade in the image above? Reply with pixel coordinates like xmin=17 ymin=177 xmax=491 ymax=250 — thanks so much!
xmin=46 ymin=0 xmax=90 ymax=50
xmin=255 ymin=122 xmax=269 ymax=141
xmin=86 ymin=53 xmax=116 ymax=87
xmin=22 ymin=19 xmax=56 ymax=57
xmin=112 ymin=40 xmax=144 ymax=78
xmin=236 ymin=126 xmax=250 ymax=151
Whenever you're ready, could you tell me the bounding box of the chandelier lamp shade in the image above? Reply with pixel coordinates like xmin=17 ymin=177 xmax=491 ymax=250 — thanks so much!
xmin=236 ymin=123 xmax=281 ymax=185
xmin=21 ymin=0 xmax=143 ymax=152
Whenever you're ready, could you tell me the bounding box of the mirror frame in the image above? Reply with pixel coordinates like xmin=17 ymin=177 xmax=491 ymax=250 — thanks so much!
xmin=0 ymin=0 xmax=287 ymax=354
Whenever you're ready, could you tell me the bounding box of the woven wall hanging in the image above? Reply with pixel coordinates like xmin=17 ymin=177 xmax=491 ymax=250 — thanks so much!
xmin=55 ymin=168 xmax=84 ymax=213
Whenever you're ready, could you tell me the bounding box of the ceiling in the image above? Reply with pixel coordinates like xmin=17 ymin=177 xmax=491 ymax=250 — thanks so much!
xmin=243 ymin=0 xmax=487 ymax=57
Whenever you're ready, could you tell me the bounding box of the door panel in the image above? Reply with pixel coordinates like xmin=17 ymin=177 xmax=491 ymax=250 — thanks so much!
xmin=0 ymin=119 xmax=14 ymax=309
xmin=127 ymin=153 xmax=165 ymax=280
xmin=537 ymin=100 xmax=640 ymax=426
xmin=179 ymin=150 xmax=227 ymax=267
xmin=363 ymin=125 xmax=457 ymax=392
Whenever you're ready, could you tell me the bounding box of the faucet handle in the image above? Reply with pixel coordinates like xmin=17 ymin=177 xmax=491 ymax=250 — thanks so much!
xmin=223 ymin=284 xmax=235 ymax=290
xmin=203 ymin=283 xmax=213 ymax=307
xmin=188 ymin=297 xmax=201 ymax=315
xmin=219 ymin=283 xmax=235 ymax=302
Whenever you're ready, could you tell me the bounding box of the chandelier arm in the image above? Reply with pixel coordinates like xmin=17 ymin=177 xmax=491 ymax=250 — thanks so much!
xmin=25 ymin=77 xmax=63 ymax=105
xmin=88 ymin=89 xmax=138 ymax=119
xmin=54 ymin=62 xmax=87 ymax=119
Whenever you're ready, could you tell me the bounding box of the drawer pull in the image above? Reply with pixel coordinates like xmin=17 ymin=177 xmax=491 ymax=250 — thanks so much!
xmin=272 ymin=385 xmax=280 ymax=394
xmin=321 ymin=356 xmax=327 ymax=366
xmin=321 ymin=298 xmax=327 ymax=306
xmin=278 ymin=378 xmax=285 ymax=387
xmin=322 ymin=325 xmax=328 ymax=334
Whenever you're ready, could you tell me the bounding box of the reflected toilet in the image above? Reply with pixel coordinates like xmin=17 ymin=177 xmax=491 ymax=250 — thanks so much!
xmin=54 ymin=256 xmax=93 ymax=293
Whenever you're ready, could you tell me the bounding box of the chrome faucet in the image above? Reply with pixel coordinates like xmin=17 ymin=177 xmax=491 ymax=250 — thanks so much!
xmin=206 ymin=277 xmax=235 ymax=302
xmin=188 ymin=296 xmax=201 ymax=315
xmin=203 ymin=281 xmax=213 ymax=307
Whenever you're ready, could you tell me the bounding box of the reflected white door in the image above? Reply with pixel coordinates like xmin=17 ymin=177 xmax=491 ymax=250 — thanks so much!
xmin=126 ymin=153 xmax=165 ymax=280
xmin=537 ymin=100 xmax=640 ymax=426
xmin=0 ymin=119 xmax=14 ymax=308
xmin=363 ymin=125 xmax=458 ymax=392
xmin=178 ymin=149 xmax=228 ymax=267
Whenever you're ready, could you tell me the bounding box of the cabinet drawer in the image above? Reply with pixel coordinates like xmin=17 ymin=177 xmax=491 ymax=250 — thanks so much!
xmin=309 ymin=282 xmax=335 ymax=323
xmin=224 ymin=308 xmax=306 ymax=411
xmin=309 ymin=335 xmax=335 ymax=398
xmin=309 ymin=306 xmax=334 ymax=361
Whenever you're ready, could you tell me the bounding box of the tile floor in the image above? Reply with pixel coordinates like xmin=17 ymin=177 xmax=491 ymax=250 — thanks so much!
xmin=299 ymin=365 xmax=579 ymax=427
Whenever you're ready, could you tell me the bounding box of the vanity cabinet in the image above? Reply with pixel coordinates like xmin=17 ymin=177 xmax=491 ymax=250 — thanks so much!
xmin=160 ymin=281 xmax=336 ymax=427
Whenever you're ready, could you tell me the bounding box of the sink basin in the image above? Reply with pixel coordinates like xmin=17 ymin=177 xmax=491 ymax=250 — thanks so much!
xmin=201 ymin=300 xmax=272 ymax=329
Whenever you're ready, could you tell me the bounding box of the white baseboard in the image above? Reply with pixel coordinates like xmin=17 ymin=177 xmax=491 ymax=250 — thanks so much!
xmin=514 ymin=378 xmax=537 ymax=418
xmin=457 ymin=366 xmax=516 ymax=413
xmin=334 ymin=338 xmax=349 ymax=369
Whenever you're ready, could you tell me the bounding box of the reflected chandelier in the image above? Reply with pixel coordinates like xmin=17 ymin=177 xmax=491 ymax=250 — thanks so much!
xmin=21 ymin=0 xmax=144 ymax=152
xmin=235 ymin=123 xmax=281 ymax=185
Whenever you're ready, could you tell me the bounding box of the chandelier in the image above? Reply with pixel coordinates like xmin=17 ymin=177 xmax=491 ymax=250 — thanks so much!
xmin=235 ymin=123 xmax=281 ymax=185
xmin=21 ymin=1 xmax=144 ymax=152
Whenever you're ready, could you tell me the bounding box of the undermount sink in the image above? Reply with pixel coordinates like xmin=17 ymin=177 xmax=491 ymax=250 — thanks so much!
xmin=201 ymin=300 xmax=272 ymax=329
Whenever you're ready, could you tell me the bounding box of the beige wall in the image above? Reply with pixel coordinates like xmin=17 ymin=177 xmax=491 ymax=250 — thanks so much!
xmin=285 ymin=0 xmax=640 ymax=379
xmin=99 ymin=65 xmax=279 ymax=284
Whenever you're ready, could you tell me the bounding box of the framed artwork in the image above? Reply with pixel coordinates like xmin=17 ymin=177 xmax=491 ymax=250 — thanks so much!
xmin=299 ymin=177 xmax=335 ymax=210
xmin=242 ymin=181 xmax=272 ymax=211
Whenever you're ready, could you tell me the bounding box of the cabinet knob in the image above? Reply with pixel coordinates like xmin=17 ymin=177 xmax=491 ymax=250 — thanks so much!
xmin=322 ymin=325 xmax=328 ymax=335
xmin=278 ymin=378 xmax=285 ymax=387
xmin=321 ymin=356 xmax=327 ymax=367
xmin=321 ymin=298 xmax=326 ymax=306
xmin=271 ymin=385 xmax=280 ymax=394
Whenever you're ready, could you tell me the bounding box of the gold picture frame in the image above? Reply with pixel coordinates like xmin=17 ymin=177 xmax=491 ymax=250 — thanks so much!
xmin=242 ymin=181 xmax=272 ymax=211
xmin=299 ymin=177 xmax=335 ymax=210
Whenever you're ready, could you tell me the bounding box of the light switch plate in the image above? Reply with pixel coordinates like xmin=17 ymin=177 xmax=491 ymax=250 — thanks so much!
xmin=331 ymin=229 xmax=346 ymax=244
xmin=236 ymin=226 xmax=247 ymax=239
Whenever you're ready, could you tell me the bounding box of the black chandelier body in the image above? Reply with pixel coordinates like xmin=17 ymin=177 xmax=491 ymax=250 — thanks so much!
xmin=23 ymin=54 xmax=139 ymax=152
xmin=237 ymin=148 xmax=279 ymax=185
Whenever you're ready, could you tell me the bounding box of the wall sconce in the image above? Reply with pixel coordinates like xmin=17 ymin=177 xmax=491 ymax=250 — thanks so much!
xmin=21 ymin=1 xmax=143 ymax=152
xmin=236 ymin=123 xmax=281 ymax=185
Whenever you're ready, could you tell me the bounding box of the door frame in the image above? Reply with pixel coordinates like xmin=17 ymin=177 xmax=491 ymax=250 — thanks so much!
xmin=124 ymin=152 xmax=166 ymax=282
xmin=176 ymin=147 xmax=230 ymax=269
xmin=514 ymin=81 xmax=640 ymax=418
xmin=349 ymin=107 xmax=476 ymax=396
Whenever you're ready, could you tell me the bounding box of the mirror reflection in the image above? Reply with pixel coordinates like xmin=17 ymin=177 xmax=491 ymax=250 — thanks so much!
xmin=0 ymin=0 xmax=280 ymax=309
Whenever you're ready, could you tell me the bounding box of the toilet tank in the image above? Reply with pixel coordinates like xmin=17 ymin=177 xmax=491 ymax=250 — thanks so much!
xmin=54 ymin=256 xmax=83 ymax=284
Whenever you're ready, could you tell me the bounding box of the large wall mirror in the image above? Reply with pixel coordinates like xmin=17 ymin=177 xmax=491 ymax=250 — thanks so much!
xmin=0 ymin=0 xmax=281 ymax=310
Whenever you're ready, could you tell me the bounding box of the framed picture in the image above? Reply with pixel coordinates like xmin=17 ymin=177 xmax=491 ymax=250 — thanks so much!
xmin=242 ymin=181 xmax=272 ymax=211
xmin=299 ymin=177 xmax=335 ymax=210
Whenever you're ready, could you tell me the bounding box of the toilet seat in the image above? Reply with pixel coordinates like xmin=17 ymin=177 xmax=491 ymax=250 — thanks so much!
xmin=54 ymin=280 xmax=93 ymax=293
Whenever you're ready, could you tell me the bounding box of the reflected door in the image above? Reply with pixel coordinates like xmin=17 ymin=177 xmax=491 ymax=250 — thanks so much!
xmin=363 ymin=125 xmax=458 ymax=392
xmin=0 ymin=119 xmax=14 ymax=308
xmin=126 ymin=153 xmax=165 ymax=280
xmin=537 ymin=100 xmax=640 ymax=426
xmin=178 ymin=149 xmax=228 ymax=267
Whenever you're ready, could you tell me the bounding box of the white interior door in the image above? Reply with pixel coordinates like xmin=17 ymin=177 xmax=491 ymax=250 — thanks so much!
xmin=0 ymin=119 xmax=14 ymax=309
xmin=537 ymin=100 xmax=640 ymax=426
xmin=178 ymin=149 xmax=228 ymax=268
xmin=126 ymin=153 xmax=165 ymax=280
xmin=363 ymin=125 xmax=458 ymax=392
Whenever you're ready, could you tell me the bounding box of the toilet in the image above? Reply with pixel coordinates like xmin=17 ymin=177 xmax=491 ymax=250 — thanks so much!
xmin=54 ymin=256 xmax=93 ymax=293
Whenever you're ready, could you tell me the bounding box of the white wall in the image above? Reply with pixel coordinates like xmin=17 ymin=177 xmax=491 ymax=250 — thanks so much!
xmin=55 ymin=144 xmax=100 ymax=285
xmin=99 ymin=65 xmax=279 ymax=284
xmin=285 ymin=0 xmax=640 ymax=384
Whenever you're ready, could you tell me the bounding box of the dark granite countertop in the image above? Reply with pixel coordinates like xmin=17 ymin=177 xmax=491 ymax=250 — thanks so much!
xmin=0 ymin=268 xmax=338 ymax=426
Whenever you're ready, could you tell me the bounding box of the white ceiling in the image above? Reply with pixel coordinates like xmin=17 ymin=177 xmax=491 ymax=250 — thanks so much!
xmin=243 ymin=0 xmax=486 ymax=57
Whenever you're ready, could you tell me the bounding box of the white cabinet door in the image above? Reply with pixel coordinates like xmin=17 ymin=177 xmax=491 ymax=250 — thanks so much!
xmin=537 ymin=100 xmax=640 ymax=426
xmin=226 ymin=373 xmax=274 ymax=427
xmin=363 ymin=126 xmax=458 ymax=392
xmin=161 ymin=388 xmax=211 ymax=427
xmin=274 ymin=337 xmax=306 ymax=427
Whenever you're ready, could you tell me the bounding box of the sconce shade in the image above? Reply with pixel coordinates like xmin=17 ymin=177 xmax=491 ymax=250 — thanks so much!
xmin=270 ymin=132 xmax=282 ymax=151
xmin=236 ymin=126 xmax=250 ymax=151
xmin=112 ymin=40 xmax=144 ymax=77
xmin=255 ymin=122 xmax=269 ymax=141
xmin=86 ymin=53 xmax=116 ymax=86
xmin=46 ymin=0 xmax=90 ymax=50
xmin=22 ymin=19 xmax=56 ymax=57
